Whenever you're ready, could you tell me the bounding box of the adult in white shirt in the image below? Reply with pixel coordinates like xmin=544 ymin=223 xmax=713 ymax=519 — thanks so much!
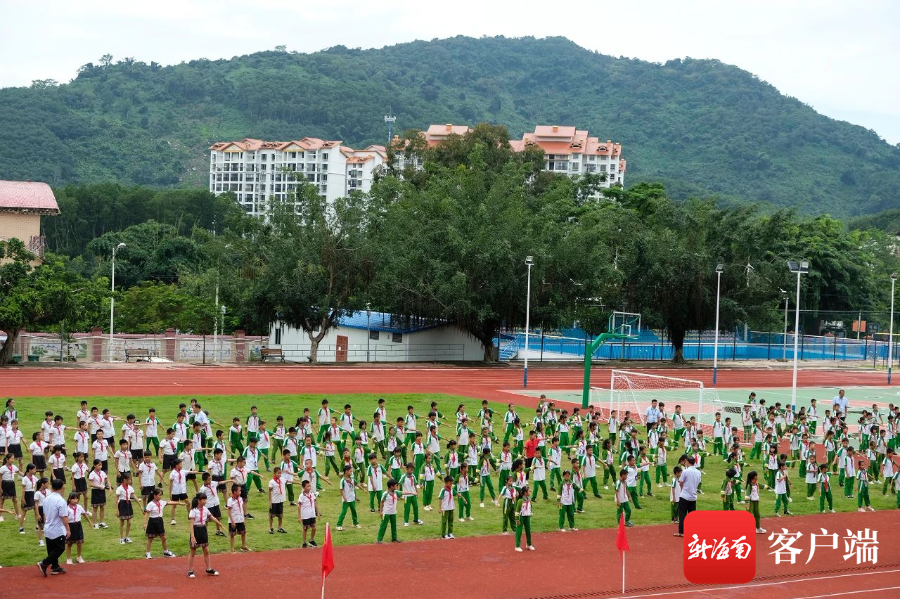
xmin=38 ymin=479 xmax=70 ymax=575
xmin=676 ymin=457 xmax=702 ymax=536
xmin=832 ymin=390 xmax=849 ymax=417
xmin=644 ymin=399 xmax=661 ymax=434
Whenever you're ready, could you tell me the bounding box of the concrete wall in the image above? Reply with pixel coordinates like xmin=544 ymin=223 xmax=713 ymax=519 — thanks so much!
xmin=270 ymin=322 xmax=484 ymax=362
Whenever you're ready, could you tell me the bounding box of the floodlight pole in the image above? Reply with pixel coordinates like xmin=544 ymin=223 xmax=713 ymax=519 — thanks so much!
xmin=782 ymin=296 xmax=789 ymax=361
xmin=889 ymin=274 xmax=897 ymax=384
xmin=108 ymin=243 xmax=126 ymax=362
xmin=524 ymin=256 xmax=534 ymax=388
xmin=713 ymin=264 xmax=723 ymax=386
xmin=788 ymin=260 xmax=808 ymax=411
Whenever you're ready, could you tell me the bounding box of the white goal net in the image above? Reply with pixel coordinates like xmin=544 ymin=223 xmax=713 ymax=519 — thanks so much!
xmin=594 ymin=370 xmax=742 ymax=436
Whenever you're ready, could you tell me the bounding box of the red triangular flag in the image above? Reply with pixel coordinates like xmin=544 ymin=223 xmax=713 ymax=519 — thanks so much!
xmin=616 ymin=512 xmax=630 ymax=553
xmin=322 ymin=523 xmax=335 ymax=580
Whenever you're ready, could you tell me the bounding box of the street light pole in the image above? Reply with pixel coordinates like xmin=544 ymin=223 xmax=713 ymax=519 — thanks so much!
xmin=713 ymin=264 xmax=724 ymax=386
xmin=787 ymin=260 xmax=809 ymax=411
xmin=524 ymin=256 xmax=534 ymax=388
xmin=782 ymin=293 xmax=789 ymax=361
xmin=889 ymin=274 xmax=897 ymax=384
xmin=108 ymin=243 xmax=126 ymax=362
xmin=366 ymin=305 xmax=372 ymax=362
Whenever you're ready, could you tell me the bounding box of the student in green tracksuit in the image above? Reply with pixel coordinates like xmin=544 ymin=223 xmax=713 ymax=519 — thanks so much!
xmin=503 ymin=405 xmax=518 ymax=444
xmin=721 ymin=468 xmax=736 ymax=510
xmin=398 ymin=463 xmax=422 ymax=526
xmin=881 ymin=449 xmax=896 ymax=495
xmin=548 ymin=439 xmax=563 ymax=491
xmin=514 ymin=486 xmax=534 ymax=551
xmin=856 ymin=462 xmax=872 ymax=511
xmin=748 ymin=421 xmax=764 ymax=461
xmin=499 ymin=475 xmax=515 ymax=533
xmin=419 ymin=455 xmax=437 ymax=511
xmin=478 ymin=449 xmax=498 ymax=507
xmin=376 ymin=480 xmax=400 ymax=544
xmin=773 ymin=462 xmax=792 ymax=516
xmin=438 ymin=476 xmax=459 ymax=539
xmin=615 ymin=469 xmax=634 ymax=527
xmin=457 ymin=464 xmax=473 ymax=521
xmin=316 ymin=400 xmax=331 ymax=444
xmin=625 ymin=456 xmax=642 ymax=509
xmin=602 ymin=439 xmax=617 ymax=490
xmin=580 ymin=449 xmax=602 ymax=499
xmin=336 ymin=466 xmax=360 ymax=530
xmin=745 ymin=471 xmax=764 ymax=533
xmin=228 ymin=418 xmax=244 ymax=458
xmin=842 ymin=448 xmax=856 ymax=498
xmin=817 ymin=464 xmax=834 ymax=513
xmin=366 ymin=454 xmax=387 ymax=512
xmin=669 ymin=466 xmax=682 ymax=522
xmin=557 ymin=470 xmax=579 ymax=531
xmin=280 ymin=449 xmax=299 ymax=505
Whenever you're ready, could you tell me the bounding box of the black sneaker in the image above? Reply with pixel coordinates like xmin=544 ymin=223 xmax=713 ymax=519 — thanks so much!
xmin=268 ymin=528 xmax=274 ymax=534
xmin=308 ymin=540 xmax=318 ymax=547
xmin=277 ymin=528 xmax=287 ymax=534
xmin=37 ymin=562 xmax=48 ymax=577
xmin=215 ymin=530 xmax=226 ymax=537
xmin=50 ymin=567 xmax=66 ymax=575
xmin=302 ymin=543 xmax=308 ymax=548
xmin=246 ymin=513 xmax=255 ymax=519
xmin=206 ymin=569 xmax=219 ymax=576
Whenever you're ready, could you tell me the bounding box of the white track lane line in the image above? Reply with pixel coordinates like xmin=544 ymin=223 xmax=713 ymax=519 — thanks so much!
xmin=616 ymin=568 xmax=900 ymax=599
xmin=804 ymin=586 xmax=900 ymax=599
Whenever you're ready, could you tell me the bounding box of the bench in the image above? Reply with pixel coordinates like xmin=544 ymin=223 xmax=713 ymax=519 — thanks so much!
xmin=124 ymin=348 xmax=151 ymax=362
xmin=260 ymin=348 xmax=285 ymax=362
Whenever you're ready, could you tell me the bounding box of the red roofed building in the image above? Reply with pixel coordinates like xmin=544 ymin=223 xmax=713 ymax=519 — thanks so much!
xmin=0 ymin=180 xmax=59 ymax=261
xmin=392 ymin=124 xmax=626 ymax=190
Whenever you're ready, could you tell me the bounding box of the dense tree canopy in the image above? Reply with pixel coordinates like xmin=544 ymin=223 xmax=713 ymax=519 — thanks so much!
xmin=3 ymin=124 xmax=900 ymax=363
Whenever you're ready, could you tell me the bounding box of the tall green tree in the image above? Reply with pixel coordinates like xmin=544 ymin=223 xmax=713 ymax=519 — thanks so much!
xmin=244 ymin=183 xmax=371 ymax=362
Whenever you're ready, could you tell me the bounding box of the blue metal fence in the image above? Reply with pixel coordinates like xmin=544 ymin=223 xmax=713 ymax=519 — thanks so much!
xmin=496 ymin=330 xmax=898 ymax=364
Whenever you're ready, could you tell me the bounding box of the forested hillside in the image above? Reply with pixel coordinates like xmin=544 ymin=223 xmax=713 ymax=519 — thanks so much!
xmin=1 ymin=36 xmax=899 ymax=215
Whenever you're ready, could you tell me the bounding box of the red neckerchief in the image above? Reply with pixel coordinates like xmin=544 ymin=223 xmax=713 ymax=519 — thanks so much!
xmin=174 ymin=468 xmax=183 ymax=484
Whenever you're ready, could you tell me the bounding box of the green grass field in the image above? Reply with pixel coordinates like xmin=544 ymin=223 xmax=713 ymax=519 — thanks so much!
xmin=1 ymin=392 xmax=897 ymax=568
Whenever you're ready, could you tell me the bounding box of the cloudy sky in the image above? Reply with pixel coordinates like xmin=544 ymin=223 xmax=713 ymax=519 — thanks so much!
xmin=2 ymin=0 xmax=898 ymax=143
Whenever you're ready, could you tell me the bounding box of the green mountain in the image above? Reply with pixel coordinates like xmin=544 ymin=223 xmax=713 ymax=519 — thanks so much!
xmin=1 ymin=36 xmax=899 ymax=216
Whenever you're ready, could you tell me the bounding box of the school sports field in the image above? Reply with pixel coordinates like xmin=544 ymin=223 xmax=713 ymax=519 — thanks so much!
xmin=1 ymin=364 xmax=898 ymax=598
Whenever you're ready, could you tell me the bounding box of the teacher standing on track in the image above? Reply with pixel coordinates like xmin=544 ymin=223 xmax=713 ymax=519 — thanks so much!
xmin=675 ymin=456 xmax=701 ymax=537
xmin=37 ymin=479 xmax=70 ymax=576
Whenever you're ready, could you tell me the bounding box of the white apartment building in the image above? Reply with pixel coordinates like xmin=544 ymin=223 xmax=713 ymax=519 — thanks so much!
xmin=394 ymin=123 xmax=626 ymax=188
xmin=208 ymin=138 xmax=386 ymax=217
xmin=509 ymin=125 xmax=626 ymax=187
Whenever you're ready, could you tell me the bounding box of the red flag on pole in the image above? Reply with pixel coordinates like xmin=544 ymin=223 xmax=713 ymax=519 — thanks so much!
xmin=616 ymin=512 xmax=630 ymax=593
xmin=321 ymin=523 xmax=334 ymax=598
xmin=616 ymin=512 xmax=630 ymax=552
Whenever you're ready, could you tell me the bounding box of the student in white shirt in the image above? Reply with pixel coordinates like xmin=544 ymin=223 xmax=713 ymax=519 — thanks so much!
xmin=375 ymin=478 xmax=400 ymax=544
xmin=0 ymin=455 xmax=21 ymax=521
xmin=88 ymin=460 xmax=109 ymax=529
xmin=115 ymin=473 xmax=142 ymax=544
xmin=268 ymin=467 xmax=287 ymax=534
xmin=187 ymin=491 xmax=223 ymax=578
xmin=142 ymin=488 xmax=183 ymax=559
xmin=225 ymin=483 xmax=250 ymax=553
xmin=64 ymin=491 xmax=93 ymax=565
xmin=298 ymin=479 xmax=320 ymax=548
xmin=91 ymin=433 xmax=110 ymax=473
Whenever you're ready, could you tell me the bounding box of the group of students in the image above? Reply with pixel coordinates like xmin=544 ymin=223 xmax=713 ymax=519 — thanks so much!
xmin=3 ymin=393 xmax=900 ymax=571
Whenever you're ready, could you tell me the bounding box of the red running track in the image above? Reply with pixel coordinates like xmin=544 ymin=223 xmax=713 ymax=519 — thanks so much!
xmin=0 ymin=365 xmax=888 ymax=403
xmin=4 ymin=509 xmax=897 ymax=598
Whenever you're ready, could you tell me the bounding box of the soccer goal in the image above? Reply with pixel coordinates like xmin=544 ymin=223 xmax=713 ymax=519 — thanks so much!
xmin=596 ymin=370 xmax=743 ymax=436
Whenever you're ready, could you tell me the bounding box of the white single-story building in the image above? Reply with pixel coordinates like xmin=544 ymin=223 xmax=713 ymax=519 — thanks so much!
xmin=268 ymin=311 xmax=485 ymax=362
